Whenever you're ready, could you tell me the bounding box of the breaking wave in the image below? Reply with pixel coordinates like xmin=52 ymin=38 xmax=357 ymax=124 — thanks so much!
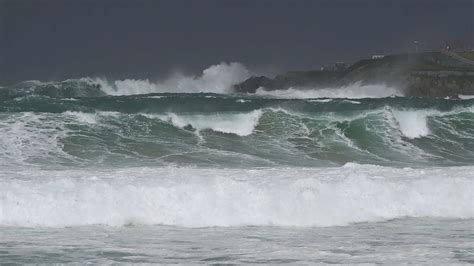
xmin=459 ymin=94 xmax=474 ymax=100
xmin=0 ymin=62 xmax=251 ymax=98
xmin=1 ymin=165 xmax=473 ymax=227
xmin=1 ymin=63 xmax=411 ymax=99
xmin=1 ymin=82 xmax=474 ymax=229
xmin=147 ymin=110 xmax=262 ymax=136
xmin=96 ymin=62 xmax=251 ymax=95
xmin=1 ymin=95 xmax=474 ymax=168
xmin=392 ymin=110 xmax=431 ymax=139
xmin=255 ymin=83 xmax=403 ymax=99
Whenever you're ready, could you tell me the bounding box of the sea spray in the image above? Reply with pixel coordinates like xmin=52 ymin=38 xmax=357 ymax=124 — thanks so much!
xmin=95 ymin=62 xmax=252 ymax=95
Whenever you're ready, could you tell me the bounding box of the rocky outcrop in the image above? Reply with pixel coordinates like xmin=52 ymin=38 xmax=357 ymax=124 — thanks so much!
xmin=234 ymin=52 xmax=474 ymax=97
xmin=406 ymin=71 xmax=474 ymax=97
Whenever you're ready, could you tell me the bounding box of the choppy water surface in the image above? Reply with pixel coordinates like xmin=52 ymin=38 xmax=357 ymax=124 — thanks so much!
xmin=1 ymin=93 xmax=474 ymax=168
xmin=0 ymin=78 xmax=473 ymax=263
xmin=1 ymin=219 xmax=473 ymax=264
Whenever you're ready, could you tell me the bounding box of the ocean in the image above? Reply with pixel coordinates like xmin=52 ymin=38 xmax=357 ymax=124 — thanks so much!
xmin=0 ymin=72 xmax=473 ymax=264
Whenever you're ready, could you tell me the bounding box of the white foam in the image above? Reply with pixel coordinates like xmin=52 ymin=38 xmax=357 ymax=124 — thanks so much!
xmin=62 ymin=111 xmax=122 ymax=124
xmin=0 ymin=112 xmax=132 ymax=167
xmin=0 ymin=112 xmax=70 ymax=167
xmin=236 ymin=99 xmax=250 ymax=103
xmin=0 ymin=165 xmax=472 ymax=228
xmin=95 ymin=62 xmax=251 ymax=95
xmin=343 ymin=100 xmax=361 ymax=104
xmin=148 ymin=110 xmax=262 ymax=136
xmin=392 ymin=110 xmax=431 ymax=139
xmin=64 ymin=111 xmax=97 ymax=124
xmin=308 ymin=99 xmax=333 ymax=103
xmin=255 ymin=82 xmax=402 ymax=99
xmin=459 ymin=95 xmax=474 ymax=100
xmin=61 ymin=98 xmax=79 ymax=101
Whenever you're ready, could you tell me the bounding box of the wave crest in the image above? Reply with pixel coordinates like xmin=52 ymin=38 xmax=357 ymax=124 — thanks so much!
xmin=148 ymin=110 xmax=262 ymax=136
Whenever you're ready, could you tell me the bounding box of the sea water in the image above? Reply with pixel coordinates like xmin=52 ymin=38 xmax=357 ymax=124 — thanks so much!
xmin=0 ymin=67 xmax=473 ymax=263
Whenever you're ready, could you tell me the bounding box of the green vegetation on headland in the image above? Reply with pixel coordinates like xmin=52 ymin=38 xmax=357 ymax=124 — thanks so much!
xmin=234 ymin=51 xmax=474 ymax=97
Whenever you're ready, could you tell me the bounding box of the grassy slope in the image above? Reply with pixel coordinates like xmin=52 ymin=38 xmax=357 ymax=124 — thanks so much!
xmin=457 ymin=51 xmax=474 ymax=61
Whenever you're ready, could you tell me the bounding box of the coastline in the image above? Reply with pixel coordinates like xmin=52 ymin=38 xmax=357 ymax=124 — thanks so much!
xmin=234 ymin=51 xmax=474 ymax=98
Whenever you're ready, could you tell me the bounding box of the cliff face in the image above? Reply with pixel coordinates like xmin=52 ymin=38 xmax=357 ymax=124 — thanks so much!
xmin=234 ymin=52 xmax=474 ymax=97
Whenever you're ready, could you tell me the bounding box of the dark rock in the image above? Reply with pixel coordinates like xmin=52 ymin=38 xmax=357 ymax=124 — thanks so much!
xmin=233 ymin=76 xmax=272 ymax=93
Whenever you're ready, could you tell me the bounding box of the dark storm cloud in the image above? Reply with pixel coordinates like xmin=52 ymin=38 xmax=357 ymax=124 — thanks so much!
xmin=0 ymin=0 xmax=472 ymax=85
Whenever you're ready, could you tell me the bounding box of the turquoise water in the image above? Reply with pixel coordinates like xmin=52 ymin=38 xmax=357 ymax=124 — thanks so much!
xmin=1 ymin=90 xmax=474 ymax=168
xmin=0 ymin=79 xmax=473 ymax=263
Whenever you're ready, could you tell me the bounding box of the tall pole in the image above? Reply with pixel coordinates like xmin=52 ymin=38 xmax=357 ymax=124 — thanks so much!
xmin=414 ymin=41 xmax=419 ymax=53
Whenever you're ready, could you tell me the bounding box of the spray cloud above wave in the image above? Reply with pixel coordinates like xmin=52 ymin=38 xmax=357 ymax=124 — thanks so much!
xmin=94 ymin=62 xmax=252 ymax=95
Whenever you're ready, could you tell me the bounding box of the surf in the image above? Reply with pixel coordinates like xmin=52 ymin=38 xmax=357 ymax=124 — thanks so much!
xmin=255 ymin=82 xmax=403 ymax=99
xmin=1 ymin=165 xmax=472 ymax=228
xmin=0 ymin=102 xmax=473 ymax=168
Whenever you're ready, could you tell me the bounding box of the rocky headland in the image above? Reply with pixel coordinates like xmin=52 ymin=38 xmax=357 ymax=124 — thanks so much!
xmin=234 ymin=51 xmax=474 ymax=98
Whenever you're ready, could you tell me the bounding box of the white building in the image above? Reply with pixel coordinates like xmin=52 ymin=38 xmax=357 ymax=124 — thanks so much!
xmin=372 ymin=55 xmax=385 ymax=59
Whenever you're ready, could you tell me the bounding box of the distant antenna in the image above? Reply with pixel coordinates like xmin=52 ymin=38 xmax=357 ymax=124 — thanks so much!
xmin=414 ymin=40 xmax=419 ymax=53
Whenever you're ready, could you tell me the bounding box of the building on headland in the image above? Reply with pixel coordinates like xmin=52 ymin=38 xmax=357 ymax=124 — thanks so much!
xmin=372 ymin=55 xmax=385 ymax=60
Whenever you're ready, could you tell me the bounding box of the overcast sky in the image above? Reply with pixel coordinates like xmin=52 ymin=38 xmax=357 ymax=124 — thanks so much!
xmin=0 ymin=0 xmax=472 ymax=85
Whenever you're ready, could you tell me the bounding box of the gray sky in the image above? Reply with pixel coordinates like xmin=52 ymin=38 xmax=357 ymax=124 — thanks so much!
xmin=0 ymin=0 xmax=472 ymax=85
